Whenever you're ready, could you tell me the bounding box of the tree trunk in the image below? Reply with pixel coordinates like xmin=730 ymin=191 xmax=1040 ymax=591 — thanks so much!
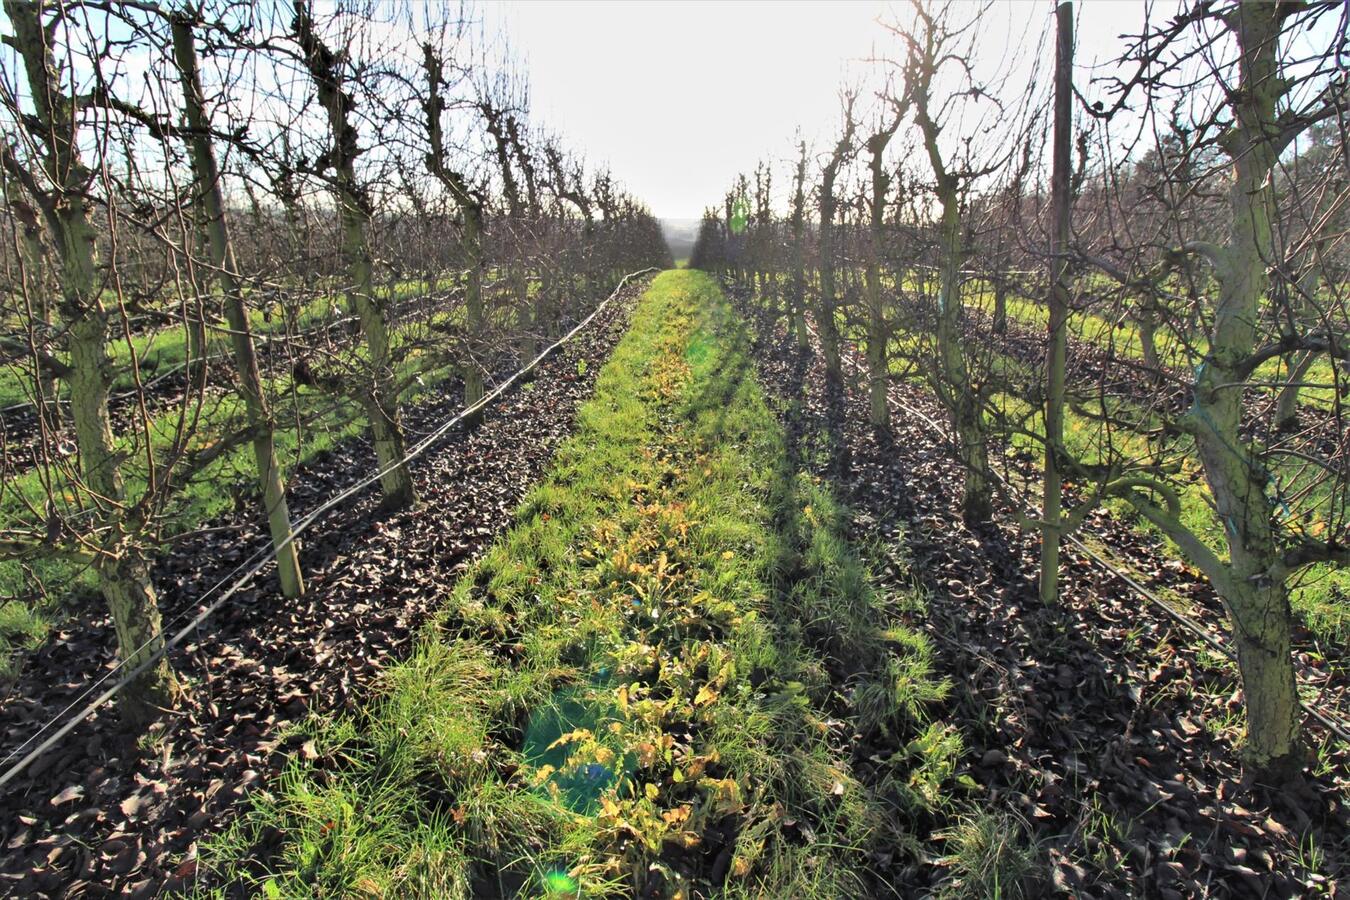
xmin=70 ymin=310 xmax=179 ymax=724
xmin=8 ymin=185 xmax=60 ymax=425
xmin=484 ymin=113 xmax=532 ymax=370
xmin=865 ymin=127 xmax=896 ymax=431
xmin=792 ymin=258 xmax=808 ymax=351
xmin=791 ymin=145 xmax=809 ymax=352
xmin=912 ymin=45 xmax=990 ymax=524
xmin=1274 ymin=350 xmax=1314 ymax=431
xmin=422 ymin=42 xmax=487 ymax=409
xmin=1224 ymin=573 xmax=1302 ymax=776
xmin=462 ymin=206 xmax=486 ymax=405
xmin=1041 ymin=1 xmax=1073 ymax=605
xmin=1273 ymin=265 xmax=1321 ymax=430
xmin=340 ymin=200 xmax=415 ymax=505
xmin=818 ymin=185 xmax=842 ymax=383
xmin=5 ymin=0 xmax=178 ymax=723
xmin=1137 ymin=307 xmax=1162 ymax=376
xmin=100 ymin=552 xmax=179 ymax=724
xmin=173 ymin=15 xmax=305 ymax=597
xmin=515 ymin=263 xmax=534 ymax=367
xmin=865 ymin=280 xmax=887 ymax=429
xmin=539 ymin=262 xmax=555 ymax=341
xmin=295 ymin=2 xmax=415 ymax=509
xmin=184 ymin=289 xmax=209 ymax=397
xmin=1191 ymin=4 xmax=1302 ymax=778
xmin=934 ymin=193 xmax=992 ymax=523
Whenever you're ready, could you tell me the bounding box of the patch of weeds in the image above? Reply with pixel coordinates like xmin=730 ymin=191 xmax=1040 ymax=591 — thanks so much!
xmin=0 ymin=600 xmax=47 ymax=679
xmin=1072 ymin=793 xmax=1133 ymax=877
xmin=934 ymin=811 xmax=1039 ymax=900
xmin=1203 ymin=704 xmax=1246 ymax=743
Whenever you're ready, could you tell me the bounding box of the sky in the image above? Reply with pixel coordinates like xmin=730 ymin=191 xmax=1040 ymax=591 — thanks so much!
xmin=486 ymin=1 xmax=1157 ymax=220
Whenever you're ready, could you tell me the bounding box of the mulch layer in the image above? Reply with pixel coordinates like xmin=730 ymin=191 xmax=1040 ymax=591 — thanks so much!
xmin=737 ymin=290 xmax=1348 ymax=900
xmin=0 ymin=278 xmax=647 ymax=899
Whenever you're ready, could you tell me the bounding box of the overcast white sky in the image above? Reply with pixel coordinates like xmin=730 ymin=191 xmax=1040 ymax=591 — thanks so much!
xmin=486 ymin=1 xmax=1156 ymax=219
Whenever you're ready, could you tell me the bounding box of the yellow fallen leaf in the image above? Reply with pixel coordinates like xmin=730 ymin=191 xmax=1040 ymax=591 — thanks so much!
xmin=662 ymin=804 xmax=692 ymax=825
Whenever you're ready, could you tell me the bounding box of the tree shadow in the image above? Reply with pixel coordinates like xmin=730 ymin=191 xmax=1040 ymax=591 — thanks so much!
xmin=728 ymin=292 xmax=1342 ymax=898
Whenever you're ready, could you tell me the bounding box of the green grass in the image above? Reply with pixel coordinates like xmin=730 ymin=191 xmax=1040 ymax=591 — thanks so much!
xmin=0 ymin=381 xmax=424 ymax=677
xmin=843 ymin=287 xmax=1350 ymax=658
xmin=195 ymin=270 xmax=963 ymax=898
xmin=977 ymin=337 xmax=1350 ymax=651
xmin=934 ymin=811 xmax=1038 ymax=900
xmin=0 ymin=275 xmax=505 ymax=676
xmin=963 ymin=278 xmax=1341 ymax=412
xmin=0 ymin=275 xmax=468 ymax=409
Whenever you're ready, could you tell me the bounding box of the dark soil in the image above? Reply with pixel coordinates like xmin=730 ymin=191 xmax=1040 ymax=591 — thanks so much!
xmin=737 ymin=288 xmax=1348 ymax=900
xmin=0 ymin=278 xmax=648 ymax=899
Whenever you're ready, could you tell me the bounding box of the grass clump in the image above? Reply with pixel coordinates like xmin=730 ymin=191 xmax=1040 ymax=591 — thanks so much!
xmin=934 ymin=812 xmax=1038 ymax=900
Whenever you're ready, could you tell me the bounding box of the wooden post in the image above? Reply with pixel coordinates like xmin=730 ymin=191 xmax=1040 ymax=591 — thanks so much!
xmin=1040 ymin=1 xmax=1073 ymax=605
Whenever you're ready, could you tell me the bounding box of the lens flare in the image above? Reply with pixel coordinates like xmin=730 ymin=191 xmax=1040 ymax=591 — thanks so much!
xmin=542 ymin=869 xmax=578 ymax=895
xmin=522 ymin=686 xmax=634 ymax=811
xmin=729 ymin=197 xmax=750 ymax=234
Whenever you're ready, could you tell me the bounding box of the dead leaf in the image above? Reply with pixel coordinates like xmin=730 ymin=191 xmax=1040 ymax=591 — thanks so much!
xmin=50 ymin=785 xmax=84 ymax=807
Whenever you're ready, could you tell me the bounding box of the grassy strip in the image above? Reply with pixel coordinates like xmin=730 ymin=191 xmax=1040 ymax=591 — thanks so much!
xmin=980 ymin=352 xmax=1349 ymax=649
xmin=198 ymin=270 xmax=957 ymax=898
xmin=962 ymin=281 xmax=1341 ymax=412
xmin=0 ymin=275 xmax=467 ymax=409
